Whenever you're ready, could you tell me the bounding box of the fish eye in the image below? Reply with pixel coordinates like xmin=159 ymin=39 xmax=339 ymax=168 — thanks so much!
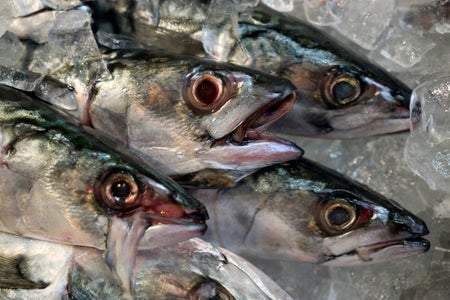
xmin=95 ymin=168 xmax=141 ymax=214
xmin=188 ymin=280 xmax=236 ymax=300
xmin=315 ymin=200 xmax=357 ymax=235
xmin=182 ymin=72 xmax=227 ymax=113
xmin=323 ymin=69 xmax=362 ymax=107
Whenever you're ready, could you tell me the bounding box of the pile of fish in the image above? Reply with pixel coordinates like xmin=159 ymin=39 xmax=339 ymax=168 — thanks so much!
xmin=0 ymin=0 xmax=434 ymax=299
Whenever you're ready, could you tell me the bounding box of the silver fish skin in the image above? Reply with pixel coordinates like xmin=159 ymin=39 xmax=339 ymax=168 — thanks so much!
xmin=97 ymin=0 xmax=413 ymax=139
xmin=2 ymin=49 xmax=302 ymax=187
xmin=0 ymin=85 xmax=208 ymax=295
xmin=191 ymin=158 xmax=430 ymax=265
xmin=87 ymin=50 xmax=300 ymax=177
xmin=0 ymin=234 xmax=293 ymax=300
xmin=237 ymin=7 xmax=413 ymax=139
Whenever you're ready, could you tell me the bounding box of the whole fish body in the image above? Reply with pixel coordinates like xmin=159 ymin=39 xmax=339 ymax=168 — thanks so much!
xmin=0 ymin=84 xmax=208 ymax=296
xmin=1 ymin=48 xmax=303 ymax=188
xmin=191 ymin=158 xmax=430 ymax=265
xmin=96 ymin=0 xmax=413 ymax=139
xmin=0 ymin=233 xmax=293 ymax=300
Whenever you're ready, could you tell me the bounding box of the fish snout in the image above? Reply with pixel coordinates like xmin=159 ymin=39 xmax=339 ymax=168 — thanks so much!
xmin=389 ymin=211 xmax=429 ymax=237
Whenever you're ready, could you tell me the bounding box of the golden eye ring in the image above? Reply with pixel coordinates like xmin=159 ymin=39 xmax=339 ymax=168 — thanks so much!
xmin=323 ymin=201 xmax=357 ymax=232
xmin=329 ymin=75 xmax=361 ymax=105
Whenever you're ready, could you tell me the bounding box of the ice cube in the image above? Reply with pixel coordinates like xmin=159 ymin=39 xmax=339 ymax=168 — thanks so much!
xmin=303 ymin=0 xmax=343 ymax=25
xmin=262 ymin=0 xmax=294 ymax=12
xmin=0 ymin=0 xmax=15 ymax=38
xmin=378 ymin=27 xmax=436 ymax=68
xmin=40 ymin=0 xmax=82 ymax=10
xmin=9 ymin=10 xmax=57 ymax=44
xmin=334 ymin=0 xmax=394 ymax=50
xmin=404 ymin=75 xmax=450 ymax=193
xmin=11 ymin=0 xmax=45 ymax=17
xmin=29 ymin=10 xmax=109 ymax=121
xmin=202 ymin=0 xmax=250 ymax=63
xmin=0 ymin=31 xmax=26 ymax=67
xmin=398 ymin=1 xmax=450 ymax=34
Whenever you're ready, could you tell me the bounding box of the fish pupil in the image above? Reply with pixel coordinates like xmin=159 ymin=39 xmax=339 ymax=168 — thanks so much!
xmin=333 ymin=81 xmax=356 ymax=102
xmin=195 ymin=79 xmax=219 ymax=104
xmin=328 ymin=206 xmax=350 ymax=226
xmin=111 ymin=180 xmax=131 ymax=202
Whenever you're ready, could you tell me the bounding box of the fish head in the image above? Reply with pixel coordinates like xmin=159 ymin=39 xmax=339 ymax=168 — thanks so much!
xmin=93 ymin=52 xmax=302 ymax=180
xmin=183 ymin=62 xmax=303 ymax=170
xmin=309 ymin=190 xmax=429 ymax=265
xmin=277 ymin=63 xmax=413 ymax=138
xmin=283 ymin=159 xmax=429 ymax=265
xmin=205 ymin=159 xmax=429 ymax=265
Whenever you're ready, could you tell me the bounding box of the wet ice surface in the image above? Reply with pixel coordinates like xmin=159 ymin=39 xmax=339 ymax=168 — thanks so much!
xmin=405 ymin=76 xmax=450 ymax=193
xmin=303 ymin=0 xmax=343 ymax=25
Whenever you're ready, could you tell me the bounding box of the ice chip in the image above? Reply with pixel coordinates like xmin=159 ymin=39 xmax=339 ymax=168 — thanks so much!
xmin=303 ymin=0 xmax=343 ymax=25
xmin=40 ymin=0 xmax=82 ymax=10
xmin=262 ymin=0 xmax=294 ymax=12
xmin=202 ymin=0 xmax=250 ymax=63
xmin=9 ymin=10 xmax=57 ymax=44
xmin=0 ymin=31 xmax=26 ymax=68
xmin=378 ymin=27 xmax=436 ymax=68
xmin=404 ymin=75 xmax=450 ymax=193
xmin=0 ymin=0 xmax=15 ymax=38
xmin=134 ymin=0 xmax=160 ymax=27
xmin=334 ymin=0 xmax=394 ymax=50
xmin=11 ymin=0 xmax=45 ymax=17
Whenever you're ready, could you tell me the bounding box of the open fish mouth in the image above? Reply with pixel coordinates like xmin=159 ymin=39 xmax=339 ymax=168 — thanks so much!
xmin=200 ymin=90 xmax=303 ymax=169
xmin=229 ymin=90 xmax=297 ymax=144
xmin=325 ymin=237 xmax=430 ymax=266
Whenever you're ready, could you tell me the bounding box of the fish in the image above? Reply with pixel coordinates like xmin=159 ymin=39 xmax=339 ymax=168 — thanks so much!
xmin=237 ymin=7 xmax=413 ymax=139
xmin=0 ymin=48 xmax=303 ymax=187
xmin=95 ymin=0 xmax=413 ymax=139
xmin=0 ymin=84 xmax=208 ymax=296
xmin=0 ymin=233 xmax=293 ymax=300
xmin=190 ymin=158 xmax=430 ymax=265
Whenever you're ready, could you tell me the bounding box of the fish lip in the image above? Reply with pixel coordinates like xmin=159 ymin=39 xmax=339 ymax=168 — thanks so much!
xmin=327 ymin=237 xmax=430 ymax=263
xmin=218 ymin=90 xmax=296 ymax=145
xmin=138 ymin=223 xmax=208 ymax=250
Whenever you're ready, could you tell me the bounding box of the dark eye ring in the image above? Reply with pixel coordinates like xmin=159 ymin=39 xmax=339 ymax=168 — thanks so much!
xmin=183 ymin=72 xmax=226 ymax=113
xmin=316 ymin=200 xmax=357 ymax=235
xmin=95 ymin=169 xmax=140 ymax=214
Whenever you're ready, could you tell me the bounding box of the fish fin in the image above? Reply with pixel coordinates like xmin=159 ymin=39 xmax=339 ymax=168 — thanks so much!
xmin=0 ymin=254 xmax=49 ymax=289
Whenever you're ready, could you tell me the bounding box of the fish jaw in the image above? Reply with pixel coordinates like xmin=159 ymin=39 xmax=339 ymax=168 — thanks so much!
xmin=197 ymin=129 xmax=304 ymax=171
xmin=324 ymin=238 xmax=430 ymax=266
xmin=199 ymin=73 xmax=297 ymax=140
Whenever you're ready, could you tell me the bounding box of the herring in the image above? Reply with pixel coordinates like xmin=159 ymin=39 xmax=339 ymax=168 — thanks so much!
xmin=191 ymin=158 xmax=430 ymax=265
xmin=0 ymin=85 xmax=208 ymax=296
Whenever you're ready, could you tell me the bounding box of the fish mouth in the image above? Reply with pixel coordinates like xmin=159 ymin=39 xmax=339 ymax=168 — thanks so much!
xmin=197 ymin=90 xmax=303 ymax=169
xmin=324 ymin=237 xmax=430 ymax=266
xmin=138 ymin=223 xmax=207 ymax=250
xmin=226 ymin=90 xmax=297 ymax=144
xmin=321 ymin=104 xmax=412 ymax=139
